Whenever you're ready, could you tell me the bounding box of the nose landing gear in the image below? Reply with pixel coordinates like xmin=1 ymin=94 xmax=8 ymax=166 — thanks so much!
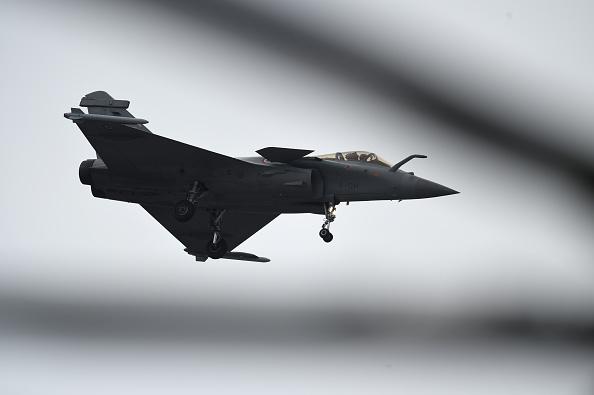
xmin=319 ymin=202 xmax=336 ymax=243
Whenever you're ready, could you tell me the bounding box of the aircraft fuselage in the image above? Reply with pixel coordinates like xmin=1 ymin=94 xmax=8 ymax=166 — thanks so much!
xmin=68 ymin=91 xmax=457 ymax=261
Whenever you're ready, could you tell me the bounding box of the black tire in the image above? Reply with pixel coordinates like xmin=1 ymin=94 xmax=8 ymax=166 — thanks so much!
xmin=173 ymin=200 xmax=195 ymax=222
xmin=319 ymin=228 xmax=330 ymax=239
xmin=323 ymin=233 xmax=334 ymax=243
xmin=206 ymin=239 xmax=228 ymax=259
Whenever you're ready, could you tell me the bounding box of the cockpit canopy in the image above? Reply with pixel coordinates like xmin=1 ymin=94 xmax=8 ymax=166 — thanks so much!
xmin=314 ymin=151 xmax=393 ymax=168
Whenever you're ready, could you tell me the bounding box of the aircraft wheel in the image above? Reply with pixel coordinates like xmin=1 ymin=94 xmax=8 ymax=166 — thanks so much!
xmin=206 ymin=239 xmax=228 ymax=259
xmin=319 ymin=229 xmax=333 ymax=242
xmin=173 ymin=200 xmax=195 ymax=222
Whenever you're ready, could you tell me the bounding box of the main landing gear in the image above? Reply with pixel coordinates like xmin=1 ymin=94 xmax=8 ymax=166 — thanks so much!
xmin=173 ymin=181 xmax=208 ymax=222
xmin=173 ymin=200 xmax=195 ymax=222
xmin=319 ymin=202 xmax=337 ymax=243
xmin=172 ymin=182 xmax=227 ymax=259
xmin=206 ymin=209 xmax=228 ymax=259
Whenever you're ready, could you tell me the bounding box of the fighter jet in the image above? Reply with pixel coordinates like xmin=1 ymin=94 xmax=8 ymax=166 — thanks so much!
xmin=65 ymin=91 xmax=458 ymax=262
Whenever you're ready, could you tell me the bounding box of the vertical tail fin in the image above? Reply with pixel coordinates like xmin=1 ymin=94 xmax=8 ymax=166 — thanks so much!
xmin=76 ymin=91 xmax=152 ymax=159
xmin=80 ymin=91 xmax=131 ymax=116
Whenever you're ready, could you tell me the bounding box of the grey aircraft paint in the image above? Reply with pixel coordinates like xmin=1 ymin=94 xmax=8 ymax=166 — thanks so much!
xmin=65 ymin=91 xmax=458 ymax=261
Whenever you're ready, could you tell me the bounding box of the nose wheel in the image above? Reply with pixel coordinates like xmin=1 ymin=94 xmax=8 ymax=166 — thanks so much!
xmin=319 ymin=228 xmax=333 ymax=243
xmin=319 ymin=202 xmax=337 ymax=243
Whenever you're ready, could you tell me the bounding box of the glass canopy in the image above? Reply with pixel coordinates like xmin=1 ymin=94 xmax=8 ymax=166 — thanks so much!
xmin=313 ymin=151 xmax=392 ymax=168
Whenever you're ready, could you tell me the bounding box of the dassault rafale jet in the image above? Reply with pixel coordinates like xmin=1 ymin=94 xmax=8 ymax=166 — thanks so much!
xmin=65 ymin=91 xmax=458 ymax=262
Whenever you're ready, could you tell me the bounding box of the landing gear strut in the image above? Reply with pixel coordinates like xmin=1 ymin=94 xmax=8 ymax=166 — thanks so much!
xmin=319 ymin=202 xmax=337 ymax=243
xmin=206 ymin=209 xmax=228 ymax=259
xmin=173 ymin=181 xmax=208 ymax=222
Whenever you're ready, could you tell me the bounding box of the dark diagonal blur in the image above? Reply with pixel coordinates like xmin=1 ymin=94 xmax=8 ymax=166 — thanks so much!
xmin=138 ymin=0 xmax=594 ymax=199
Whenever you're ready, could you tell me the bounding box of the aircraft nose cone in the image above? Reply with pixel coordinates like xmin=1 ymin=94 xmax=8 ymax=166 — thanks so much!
xmin=398 ymin=174 xmax=459 ymax=199
xmin=414 ymin=178 xmax=459 ymax=198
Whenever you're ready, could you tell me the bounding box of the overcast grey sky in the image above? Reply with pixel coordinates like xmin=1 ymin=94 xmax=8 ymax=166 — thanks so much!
xmin=1 ymin=0 xmax=593 ymax=394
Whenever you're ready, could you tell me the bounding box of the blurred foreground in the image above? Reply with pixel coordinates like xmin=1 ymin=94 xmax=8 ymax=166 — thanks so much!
xmin=1 ymin=285 xmax=593 ymax=395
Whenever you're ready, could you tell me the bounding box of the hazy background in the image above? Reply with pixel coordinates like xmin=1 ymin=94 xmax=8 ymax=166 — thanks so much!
xmin=1 ymin=0 xmax=593 ymax=393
